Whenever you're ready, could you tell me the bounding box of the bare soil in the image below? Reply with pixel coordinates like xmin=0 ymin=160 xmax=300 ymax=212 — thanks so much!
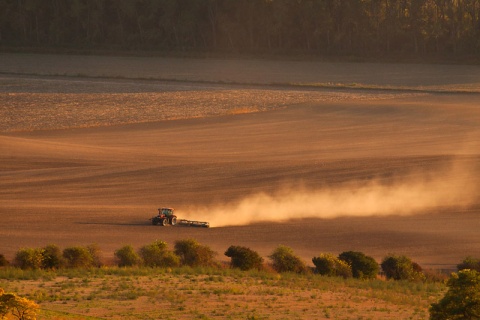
xmin=1 ymin=54 xmax=479 ymax=272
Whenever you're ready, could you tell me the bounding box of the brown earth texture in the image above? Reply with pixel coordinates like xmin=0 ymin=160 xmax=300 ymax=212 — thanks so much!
xmin=1 ymin=53 xmax=480 ymax=272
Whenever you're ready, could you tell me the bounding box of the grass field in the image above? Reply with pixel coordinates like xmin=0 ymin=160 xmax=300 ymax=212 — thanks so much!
xmin=1 ymin=53 xmax=479 ymax=318
xmin=0 ymin=266 xmax=446 ymax=319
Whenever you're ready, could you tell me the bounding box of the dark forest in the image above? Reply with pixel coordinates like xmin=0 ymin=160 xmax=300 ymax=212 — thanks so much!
xmin=1 ymin=0 xmax=479 ymax=60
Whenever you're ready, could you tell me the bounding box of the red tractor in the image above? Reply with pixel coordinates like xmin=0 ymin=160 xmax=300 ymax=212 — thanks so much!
xmin=149 ymin=207 xmax=210 ymax=228
xmin=150 ymin=207 xmax=177 ymax=226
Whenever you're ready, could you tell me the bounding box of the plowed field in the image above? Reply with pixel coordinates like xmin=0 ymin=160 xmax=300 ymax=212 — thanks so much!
xmin=1 ymin=54 xmax=479 ymax=269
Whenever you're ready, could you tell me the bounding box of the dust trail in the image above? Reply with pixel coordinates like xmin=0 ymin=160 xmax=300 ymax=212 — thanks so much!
xmin=183 ymin=158 xmax=478 ymax=227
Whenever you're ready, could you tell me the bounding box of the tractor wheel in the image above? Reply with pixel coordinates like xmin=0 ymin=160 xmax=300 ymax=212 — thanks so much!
xmin=171 ymin=217 xmax=177 ymax=226
xmin=161 ymin=218 xmax=168 ymax=226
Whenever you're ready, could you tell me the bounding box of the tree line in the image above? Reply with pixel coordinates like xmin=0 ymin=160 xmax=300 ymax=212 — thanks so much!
xmin=1 ymin=239 xmax=479 ymax=280
xmin=1 ymin=0 xmax=479 ymax=60
xmin=1 ymin=240 xmax=480 ymax=319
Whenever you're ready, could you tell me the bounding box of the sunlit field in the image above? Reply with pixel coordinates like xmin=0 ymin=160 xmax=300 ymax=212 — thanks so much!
xmin=0 ymin=266 xmax=445 ymax=320
xmin=1 ymin=53 xmax=479 ymax=318
xmin=0 ymin=74 xmax=413 ymax=132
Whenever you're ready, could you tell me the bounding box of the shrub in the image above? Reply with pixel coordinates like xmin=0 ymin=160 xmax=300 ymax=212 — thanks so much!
xmin=312 ymin=253 xmax=352 ymax=278
xmin=429 ymin=269 xmax=480 ymax=319
xmin=338 ymin=251 xmax=378 ymax=279
xmin=269 ymin=245 xmax=308 ymax=274
xmin=0 ymin=288 xmax=40 ymax=320
xmin=0 ymin=254 xmax=8 ymax=267
xmin=139 ymin=240 xmax=180 ymax=268
xmin=13 ymin=248 xmax=44 ymax=270
xmin=381 ymin=254 xmax=425 ymax=281
xmin=114 ymin=245 xmax=142 ymax=267
xmin=42 ymin=244 xmax=64 ymax=269
xmin=457 ymin=256 xmax=480 ymax=272
xmin=174 ymin=239 xmax=217 ymax=267
xmin=63 ymin=246 xmax=94 ymax=268
xmin=224 ymin=245 xmax=264 ymax=271
xmin=86 ymin=244 xmax=103 ymax=267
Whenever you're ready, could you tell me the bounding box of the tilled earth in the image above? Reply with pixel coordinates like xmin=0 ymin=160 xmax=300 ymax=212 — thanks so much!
xmin=1 ymin=55 xmax=479 ymax=270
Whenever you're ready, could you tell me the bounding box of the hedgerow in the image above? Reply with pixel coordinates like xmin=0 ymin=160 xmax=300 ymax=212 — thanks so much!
xmin=4 ymin=242 xmax=474 ymax=286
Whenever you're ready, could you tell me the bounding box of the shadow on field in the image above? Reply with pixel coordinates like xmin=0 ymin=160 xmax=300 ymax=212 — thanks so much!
xmin=74 ymin=221 xmax=148 ymax=227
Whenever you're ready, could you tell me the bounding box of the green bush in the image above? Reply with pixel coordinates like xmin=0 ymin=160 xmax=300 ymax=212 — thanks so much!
xmin=312 ymin=253 xmax=352 ymax=278
xmin=114 ymin=245 xmax=142 ymax=267
xmin=430 ymin=269 xmax=480 ymax=319
xmin=269 ymin=245 xmax=308 ymax=274
xmin=457 ymin=256 xmax=480 ymax=272
xmin=63 ymin=246 xmax=94 ymax=268
xmin=381 ymin=254 xmax=425 ymax=281
xmin=86 ymin=244 xmax=103 ymax=267
xmin=42 ymin=244 xmax=64 ymax=269
xmin=338 ymin=251 xmax=378 ymax=279
xmin=224 ymin=246 xmax=264 ymax=271
xmin=139 ymin=240 xmax=180 ymax=268
xmin=174 ymin=239 xmax=217 ymax=267
xmin=0 ymin=254 xmax=8 ymax=267
xmin=13 ymin=248 xmax=44 ymax=270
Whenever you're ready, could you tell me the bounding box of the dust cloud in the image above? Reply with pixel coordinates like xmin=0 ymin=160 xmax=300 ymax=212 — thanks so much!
xmin=184 ymin=158 xmax=478 ymax=227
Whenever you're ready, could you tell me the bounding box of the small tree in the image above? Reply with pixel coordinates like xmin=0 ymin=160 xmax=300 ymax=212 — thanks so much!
xmin=457 ymin=256 xmax=480 ymax=272
xmin=381 ymin=254 xmax=424 ymax=281
xmin=63 ymin=246 xmax=94 ymax=268
xmin=195 ymin=244 xmax=219 ymax=268
xmin=13 ymin=248 xmax=44 ymax=270
xmin=86 ymin=244 xmax=103 ymax=267
xmin=174 ymin=239 xmax=217 ymax=267
xmin=224 ymin=245 xmax=264 ymax=271
xmin=41 ymin=244 xmax=64 ymax=269
xmin=139 ymin=240 xmax=180 ymax=268
xmin=114 ymin=245 xmax=142 ymax=267
xmin=430 ymin=269 xmax=480 ymax=319
xmin=0 ymin=254 xmax=9 ymax=267
xmin=312 ymin=253 xmax=352 ymax=278
xmin=269 ymin=245 xmax=308 ymax=274
xmin=0 ymin=289 xmax=39 ymax=320
xmin=338 ymin=251 xmax=378 ymax=279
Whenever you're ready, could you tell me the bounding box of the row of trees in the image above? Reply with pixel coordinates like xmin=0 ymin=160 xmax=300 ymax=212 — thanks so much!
xmin=1 ymin=0 xmax=479 ymax=59
xmin=1 ymin=240 xmax=478 ymax=282
xmin=1 ymin=242 xmax=480 ymax=320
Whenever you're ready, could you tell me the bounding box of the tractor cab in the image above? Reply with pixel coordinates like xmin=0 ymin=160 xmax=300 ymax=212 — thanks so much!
xmin=158 ymin=207 xmax=174 ymax=216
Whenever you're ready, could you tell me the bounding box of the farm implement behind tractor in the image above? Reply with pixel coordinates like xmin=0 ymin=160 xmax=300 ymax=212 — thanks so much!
xmin=150 ymin=208 xmax=210 ymax=228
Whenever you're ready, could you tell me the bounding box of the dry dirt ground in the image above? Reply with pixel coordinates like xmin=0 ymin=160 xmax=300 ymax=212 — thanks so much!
xmin=1 ymin=53 xmax=480 ymax=270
